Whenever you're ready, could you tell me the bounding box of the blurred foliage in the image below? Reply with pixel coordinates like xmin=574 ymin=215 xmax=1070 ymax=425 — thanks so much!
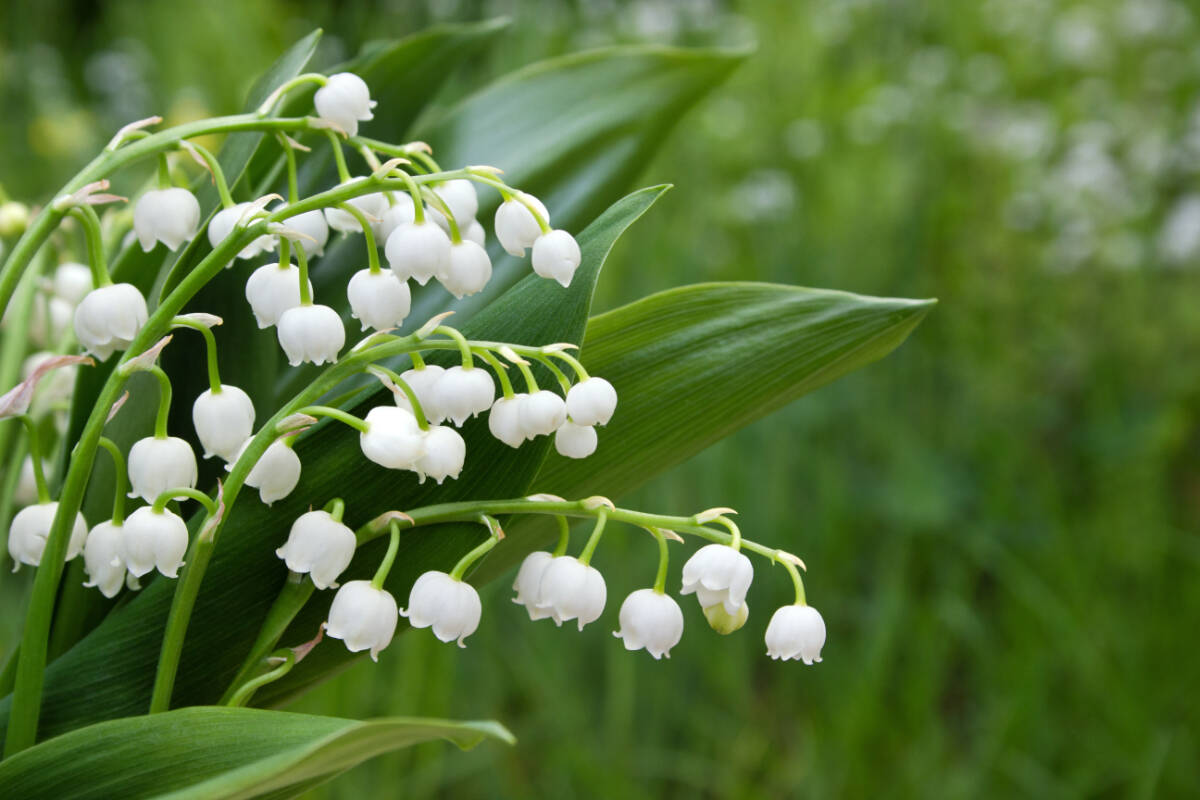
xmin=3 ymin=0 xmax=1200 ymax=797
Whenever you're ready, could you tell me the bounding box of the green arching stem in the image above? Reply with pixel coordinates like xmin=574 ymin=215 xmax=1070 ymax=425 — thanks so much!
xmin=782 ymin=559 xmax=808 ymax=606
xmin=433 ymin=326 xmax=474 ymax=368
xmin=95 ymin=437 xmax=128 ymax=525
xmin=182 ymin=141 xmax=234 ymax=209
xmin=149 ymin=366 xmax=173 ymax=439
xmin=371 ymin=520 xmax=402 ymax=589
xmin=295 ymin=245 xmax=312 ymax=306
xmin=255 ymin=72 xmax=328 ymax=116
xmin=553 ymin=516 xmax=571 ymax=556
xmin=531 ymin=353 xmax=572 ymax=394
xmin=649 ymin=527 xmax=671 ymax=594
xmin=578 ymin=511 xmax=607 ymax=566
xmin=336 ymin=202 xmax=381 ymax=274
xmin=325 ymin=130 xmax=352 ymax=184
xmin=369 ymin=365 xmax=430 ymax=430
xmin=716 ymin=516 xmax=743 ymax=551
xmin=356 ymin=143 xmax=383 ymax=172
xmin=472 ymin=348 xmax=513 ymax=398
xmin=421 ymin=187 xmax=460 ymax=243
xmin=409 ymin=350 xmax=426 ymax=369
xmin=156 ymin=154 xmax=172 ymax=189
xmin=551 ymin=350 xmax=590 ymax=381
xmin=151 ymin=487 xmax=218 ymax=516
xmin=390 ymin=167 xmax=425 ymax=223
xmin=514 ymin=359 xmax=539 ymax=393
xmin=298 ymin=405 xmax=369 ymax=434
xmin=18 ymin=417 xmax=50 ymax=504
xmin=277 ymin=237 xmax=291 ymax=268
xmin=448 ymin=516 xmax=501 ymax=580
xmin=323 ymin=497 xmax=345 ymax=523
xmin=410 ymin=149 xmax=441 ymax=174
xmin=226 ymin=650 xmax=295 ymax=708
xmin=171 ymin=316 xmax=222 ymax=393
xmin=276 ymin=133 xmax=300 ymax=203
xmin=69 ymin=205 xmax=112 ymax=287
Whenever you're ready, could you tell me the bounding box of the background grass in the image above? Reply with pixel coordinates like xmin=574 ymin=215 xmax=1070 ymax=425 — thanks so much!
xmin=2 ymin=0 xmax=1199 ymax=796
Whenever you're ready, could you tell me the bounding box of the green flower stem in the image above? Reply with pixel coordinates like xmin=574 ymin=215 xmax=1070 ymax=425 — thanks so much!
xmin=531 ymin=353 xmax=572 ymax=394
xmin=369 ymin=365 xmax=430 ymax=430
xmin=553 ymin=516 xmax=571 ymax=556
xmin=578 ymin=511 xmax=607 ymax=566
xmin=151 ymin=487 xmax=218 ymax=516
xmin=514 ymin=359 xmax=539 ymax=393
xmin=421 ymin=187 xmax=460 ymax=243
xmin=96 ymin=437 xmax=128 ymax=525
xmin=149 ymin=366 xmax=173 ymax=439
xmin=182 ymin=141 xmax=235 ymax=209
xmin=336 ymin=202 xmax=381 ymax=274
xmin=277 ymin=237 xmax=291 ymax=268
xmin=409 ymin=350 xmax=426 ymax=369
xmin=783 ymin=559 xmax=808 ymax=606
xmin=391 ymin=167 xmax=426 ymax=223
xmin=324 ymin=497 xmax=345 ymax=522
xmin=716 ymin=516 xmax=743 ymax=551
xmin=69 ymin=205 xmax=112 ymax=287
xmin=295 ymin=245 xmax=312 ymax=306
xmin=325 ymin=130 xmax=352 ymax=184
xmin=171 ymin=316 xmax=222 ymax=393
xmin=649 ymin=527 xmax=671 ymax=594
xmin=371 ymin=520 xmax=402 ymax=589
xmin=156 ymin=154 xmax=172 ymax=189
xmin=226 ymin=649 xmax=295 ymax=708
xmin=255 ymin=72 xmax=327 ymax=115
xmin=276 ymin=133 xmax=300 ymax=203
xmin=551 ymin=350 xmax=590 ymax=381
xmin=18 ymin=416 xmax=50 ymax=504
xmin=472 ymin=348 xmax=513 ymax=398
xmin=297 ymin=405 xmax=369 ymax=434
xmin=410 ymin=149 xmax=441 ymax=174
xmin=433 ymin=326 xmax=474 ymax=368
xmin=448 ymin=516 xmax=501 ymax=580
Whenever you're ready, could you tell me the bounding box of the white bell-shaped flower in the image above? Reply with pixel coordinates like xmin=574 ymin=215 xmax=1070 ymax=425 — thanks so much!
xmin=347 ymin=269 xmax=411 ymax=331
xmin=127 ymin=436 xmax=198 ymax=505
xmin=680 ymin=543 xmax=754 ymax=615
xmin=192 ymin=385 xmax=256 ymax=461
xmin=519 ymin=390 xmax=567 ymax=439
xmin=73 ymin=283 xmax=149 ymax=360
xmin=373 ymin=194 xmax=416 ymax=242
xmin=488 ymin=395 xmax=526 ymax=448
xmin=614 ymin=589 xmax=685 ymax=659
xmin=231 ymin=438 xmax=301 ymax=506
xmin=495 ymin=193 xmax=549 ymax=257
xmin=464 ymin=219 xmax=486 ymax=247
xmin=765 ymin=604 xmax=826 ymax=664
xmin=385 ymin=220 xmax=451 ymax=285
xmin=245 ymin=262 xmax=311 ymax=329
xmin=8 ymin=502 xmax=88 ymax=570
xmin=276 ymin=208 xmax=329 ymax=257
xmin=275 ymin=509 xmax=356 ymax=590
xmin=400 ymin=570 xmax=481 ymax=647
xmin=52 ymin=262 xmax=94 ymax=304
xmin=433 ymin=366 xmax=494 ymax=426
xmin=277 ymin=304 xmax=344 ymax=366
xmin=360 ymin=406 xmax=424 ymax=470
xmin=82 ymin=520 xmax=126 ymax=598
xmin=31 ymin=295 xmax=73 ymax=348
xmin=323 ymin=178 xmax=387 ymax=233
xmin=434 ymin=179 xmax=479 ymax=225
xmin=393 ymin=364 xmax=445 ymax=424
xmin=122 ymin=505 xmax=189 ymax=579
xmin=325 ymin=579 xmax=398 ymax=661
xmin=511 ymin=550 xmax=554 ymax=620
xmin=534 ymin=555 xmax=607 ymax=630
xmin=133 ymin=187 xmax=201 ymax=252
xmin=566 ymin=376 xmax=618 ymax=426
xmin=439 ymin=240 xmax=492 ymax=299
xmin=414 ymin=425 xmax=466 ymax=484
xmin=531 ymin=229 xmax=582 ymax=288
xmin=313 ymin=72 xmax=376 ymax=137
xmin=14 ymin=456 xmax=38 ymax=507
xmin=208 ymin=202 xmax=276 ymax=260
xmin=554 ymin=421 xmax=597 ymax=459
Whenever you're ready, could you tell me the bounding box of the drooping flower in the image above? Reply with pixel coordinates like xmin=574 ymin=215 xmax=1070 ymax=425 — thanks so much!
xmin=14 ymin=456 xmax=38 ymax=507
xmin=614 ymin=589 xmax=685 ymax=659
xmin=325 ymin=579 xmax=398 ymax=661
xmin=393 ymin=364 xmax=445 ymax=424
xmin=765 ymin=604 xmax=826 ymax=664
xmin=385 ymin=220 xmax=451 ymax=285
xmin=414 ymin=425 xmax=466 ymax=484
xmin=439 ymin=240 xmax=492 ymax=299
xmin=323 ymin=178 xmax=387 ymax=232
xmin=276 ymin=304 xmax=344 ymax=366
xmin=127 ymin=436 xmax=198 ymax=505
xmin=192 ymin=385 xmax=256 ymax=461
xmin=244 ymin=262 xmax=311 ymax=329
xmin=531 ymin=229 xmax=582 ymax=287
xmin=73 ymin=283 xmax=149 ymax=360
xmin=122 ymin=505 xmax=189 ymax=579
xmin=434 ymin=179 xmax=479 ymax=225
xmin=275 ymin=208 xmax=329 ymax=257
xmin=433 ymin=366 xmax=494 ymax=426
xmin=359 ymin=406 xmax=424 ymax=470
xmin=565 ymin=376 xmax=618 ymax=426
xmin=8 ymin=502 xmax=88 ymax=570
xmin=519 ymin=390 xmax=567 ymax=439
xmin=511 ymin=550 xmax=554 ymax=620
xmin=82 ymin=520 xmax=125 ymax=598
xmin=275 ymin=510 xmax=356 ymax=590
xmin=494 ymin=193 xmax=549 ymax=257
xmin=313 ymin=72 xmax=376 ymax=137
xmin=534 ymin=555 xmax=607 ymax=630
xmin=51 ymin=262 xmax=94 ymax=304
xmin=554 ymin=421 xmax=597 ymax=459
xmin=133 ymin=187 xmax=201 ymax=252
xmin=400 ymin=570 xmax=482 ymax=647
xmin=347 ymin=269 xmax=411 ymax=331
xmin=208 ymin=202 xmax=276 ymax=260
xmin=680 ymin=543 xmax=754 ymax=616
xmin=231 ymin=438 xmax=302 ymax=506
xmin=488 ymin=394 xmax=526 ymax=448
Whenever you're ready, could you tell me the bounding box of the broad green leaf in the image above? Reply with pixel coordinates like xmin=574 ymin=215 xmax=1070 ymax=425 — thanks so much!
xmin=0 ymin=707 xmax=512 ymax=800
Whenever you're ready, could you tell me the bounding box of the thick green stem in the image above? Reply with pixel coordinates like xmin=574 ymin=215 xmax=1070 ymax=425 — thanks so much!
xmin=295 ymin=245 xmax=312 ymax=306
xmin=70 ymin=205 xmax=112 ymax=287
xmin=553 ymin=516 xmax=571 ymax=556
xmin=371 ymin=521 xmax=402 ymax=589
xmin=151 ymin=487 xmax=218 ymax=516
xmin=156 ymin=154 xmax=172 ymax=189
xmin=171 ymin=316 xmax=222 ymax=393
xmin=324 ymin=497 xmax=345 ymax=523
xmin=96 ymin=437 xmax=127 ymax=525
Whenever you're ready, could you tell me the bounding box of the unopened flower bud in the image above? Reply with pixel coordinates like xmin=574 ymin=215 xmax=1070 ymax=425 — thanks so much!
xmin=0 ymin=201 xmax=30 ymax=237
xmin=277 ymin=304 xmax=344 ymax=366
xmin=414 ymin=425 xmax=466 ymax=484
xmin=614 ymin=589 xmax=684 ymax=659
xmin=8 ymin=502 xmax=88 ymax=570
xmin=123 ymin=505 xmax=188 ymax=578
xmin=488 ymin=394 xmax=526 ymax=448
xmin=325 ymin=579 xmax=398 ymax=661
xmin=245 ymin=262 xmax=311 ymax=329
xmin=14 ymin=457 xmax=38 ymax=507
xmin=531 ymin=229 xmax=581 ymax=288
xmin=680 ymin=543 xmax=754 ymax=615
xmin=495 ymin=193 xmax=549 ymax=257
xmin=51 ymin=262 xmax=94 ymax=304
xmin=313 ymin=72 xmax=376 ymax=137
xmin=82 ymin=520 xmax=125 ymax=597
xmin=519 ymin=390 xmax=567 ymax=439
xmin=192 ymin=385 xmax=256 ymax=461
xmin=703 ymin=599 xmax=749 ymax=635
xmin=566 ymin=376 xmax=617 ymax=426
xmin=433 ymin=366 xmax=494 ymax=426
xmin=74 ymin=284 xmax=149 ymax=360
xmin=208 ymin=202 xmax=276 ymax=260
xmin=393 ymin=365 xmax=444 ymax=424
xmin=765 ymin=604 xmax=826 ymax=664
xmin=232 ymin=438 xmax=301 ymax=506
xmin=554 ymin=421 xmax=597 ymax=459
xmin=511 ymin=550 xmax=554 ymax=620
xmin=360 ymin=406 xmax=424 ymax=470
xmin=401 ymin=570 xmax=481 ymax=647
xmin=127 ymin=436 xmax=198 ymax=504
xmin=347 ymin=269 xmax=411 ymax=331
xmin=385 ymin=220 xmax=451 ymax=285
xmin=133 ymin=187 xmax=201 ymax=252
xmin=439 ymin=240 xmax=492 ymax=299
xmin=534 ymin=555 xmax=606 ymax=630
xmin=275 ymin=510 xmax=356 ymax=589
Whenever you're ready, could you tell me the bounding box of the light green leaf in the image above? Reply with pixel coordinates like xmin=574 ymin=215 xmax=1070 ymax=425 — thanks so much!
xmin=0 ymin=707 xmax=512 ymax=800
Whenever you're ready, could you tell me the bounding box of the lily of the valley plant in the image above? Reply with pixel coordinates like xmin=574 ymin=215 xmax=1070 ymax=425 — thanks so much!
xmin=0 ymin=26 xmax=931 ymax=797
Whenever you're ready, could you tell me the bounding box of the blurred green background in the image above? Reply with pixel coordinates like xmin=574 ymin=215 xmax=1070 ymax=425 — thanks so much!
xmin=3 ymin=0 xmax=1199 ymax=796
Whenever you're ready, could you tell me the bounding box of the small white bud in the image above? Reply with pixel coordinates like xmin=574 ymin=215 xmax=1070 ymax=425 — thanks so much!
xmin=373 ymin=194 xmax=416 ymax=242
xmin=519 ymin=390 xmax=567 ymax=439
xmin=313 ymin=72 xmax=376 ymax=137
xmin=231 ymin=438 xmax=302 ymax=506
xmin=393 ymin=364 xmax=445 ymax=424
xmin=276 ymin=208 xmax=329 ymax=257
xmin=208 ymin=202 xmax=276 ymax=260
xmin=495 ymin=193 xmax=549 ymax=257
xmin=614 ymin=588 xmax=684 ymax=659
xmin=122 ymin=505 xmax=189 ymax=578
xmin=8 ymin=502 xmax=88 ymax=571
xmin=14 ymin=456 xmax=38 ymax=507
xmin=275 ymin=509 xmax=356 ymax=590
xmin=244 ymin=263 xmax=311 ymax=329
xmin=464 ymin=219 xmax=486 ymax=247
xmin=82 ymin=520 xmax=126 ymax=598
xmin=192 ymin=385 xmax=256 ymax=461
xmin=534 ymin=555 xmax=606 ymax=630
xmin=433 ymin=366 xmax=494 ymax=426
xmin=488 ymin=394 xmax=526 ymax=448
xmin=0 ymin=201 xmax=30 ymax=237
xmin=277 ymin=304 xmax=344 ymax=366
xmin=765 ymin=604 xmax=826 ymax=664
xmin=439 ymin=240 xmax=492 ymax=299
xmin=566 ymin=376 xmax=617 ymax=426
xmin=511 ymin=550 xmax=554 ymax=620
xmin=400 ymin=570 xmax=481 ymax=647
xmin=127 ymin=436 xmax=198 ymax=505
xmin=347 ymin=269 xmax=411 ymax=331
xmin=414 ymin=425 xmax=466 ymax=484
xmin=554 ymin=421 xmax=597 ymax=459
xmin=325 ymin=579 xmax=398 ymax=661
xmin=133 ymin=187 xmax=201 ymax=252
xmin=73 ymin=284 xmax=149 ymax=361
xmin=531 ymin=229 xmax=581 ymax=288
xmin=51 ymin=262 xmax=94 ymax=304
xmin=680 ymin=543 xmax=754 ymax=615
xmin=385 ymin=220 xmax=451 ymax=285
xmin=323 ymin=177 xmax=387 ymax=233
xmin=360 ymin=406 xmax=424 ymax=470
